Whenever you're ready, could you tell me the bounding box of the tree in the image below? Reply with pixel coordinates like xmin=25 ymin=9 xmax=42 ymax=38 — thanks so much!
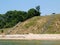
xmin=4 ymin=10 xmax=27 ymax=28
xmin=27 ymin=8 xmax=40 ymax=18
xmin=36 ymin=5 xmax=41 ymax=15
xmin=0 ymin=14 xmax=6 ymax=28
xmin=36 ymin=5 xmax=40 ymax=12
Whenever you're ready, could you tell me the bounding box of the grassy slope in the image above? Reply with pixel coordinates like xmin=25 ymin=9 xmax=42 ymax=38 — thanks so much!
xmin=0 ymin=28 xmax=11 ymax=34
xmin=44 ymin=14 xmax=60 ymax=34
xmin=1 ymin=14 xmax=60 ymax=34
xmin=7 ymin=16 xmax=51 ymax=34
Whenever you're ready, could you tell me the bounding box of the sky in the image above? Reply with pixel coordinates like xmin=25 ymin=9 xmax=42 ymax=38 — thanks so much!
xmin=0 ymin=0 xmax=60 ymax=16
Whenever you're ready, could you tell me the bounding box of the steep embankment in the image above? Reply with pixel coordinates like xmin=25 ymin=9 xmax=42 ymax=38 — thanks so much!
xmin=44 ymin=14 xmax=60 ymax=34
xmin=6 ymin=14 xmax=60 ymax=34
xmin=7 ymin=16 xmax=51 ymax=34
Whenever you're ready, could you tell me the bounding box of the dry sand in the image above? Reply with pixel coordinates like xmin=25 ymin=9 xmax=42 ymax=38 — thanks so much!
xmin=0 ymin=34 xmax=60 ymax=40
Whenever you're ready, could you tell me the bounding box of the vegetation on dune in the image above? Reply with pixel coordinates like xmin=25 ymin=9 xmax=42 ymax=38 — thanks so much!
xmin=0 ymin=6 xmax=40 ymax=29
xmin=0 ymin=5 xmax=60 ymax=34
xmin=6 ymin=14 xmax=60 ymax=34
xmin=1 ymin=14 xmax=60 ymax=34
xmin=44 ymin=14 xmax=60 ymax=34
xmin=7 ymin=16 xmax=51 ymax=34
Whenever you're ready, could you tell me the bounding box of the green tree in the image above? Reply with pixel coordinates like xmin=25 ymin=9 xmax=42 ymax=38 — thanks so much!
xmin=36 ymin=5 xmax=41 ymax=15
xmin=27 ymin=8 xmax=40 ymax=18
xmin=4 ymin=10 xmax=27 ymax=28
xmin=0 ymin=14 xmax=6 ymax=28
xmin=36 ymin=5 xmax=40 ymax=12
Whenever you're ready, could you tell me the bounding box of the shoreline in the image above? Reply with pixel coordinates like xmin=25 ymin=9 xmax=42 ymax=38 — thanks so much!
xmin=0 ymin=34 xmax=60 ymax=40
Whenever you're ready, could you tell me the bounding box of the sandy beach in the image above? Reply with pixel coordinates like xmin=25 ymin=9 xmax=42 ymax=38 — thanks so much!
xmin=0 ymin=34 xmax=60 ymax=40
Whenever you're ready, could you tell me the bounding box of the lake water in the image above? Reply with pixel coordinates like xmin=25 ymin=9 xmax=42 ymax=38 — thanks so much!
xmin=0 ymin=40 xmax=60 ymax=45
